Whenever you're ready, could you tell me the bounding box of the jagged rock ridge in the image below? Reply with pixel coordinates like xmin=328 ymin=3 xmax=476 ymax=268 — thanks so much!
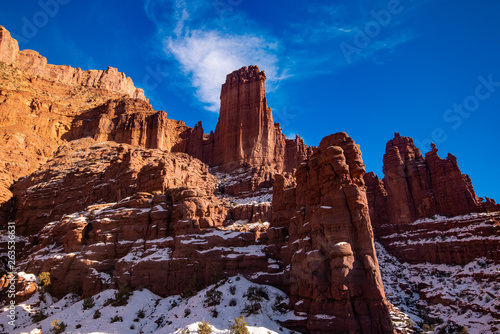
xmin=365 ymin=133 xmax=500 ymax=265
xmin=0 ymin=26 xmax=147 ymax=101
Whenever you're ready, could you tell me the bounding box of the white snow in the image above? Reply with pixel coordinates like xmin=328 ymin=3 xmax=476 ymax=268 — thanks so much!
xmin=376 ymin=241 xmax=500 ymax=334
xmin=0 ymin=276 xmax=297 ymax=334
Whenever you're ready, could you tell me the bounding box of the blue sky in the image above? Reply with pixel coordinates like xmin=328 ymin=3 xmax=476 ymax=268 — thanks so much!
xmin=1 ymin=0 xmax=499 ymax=200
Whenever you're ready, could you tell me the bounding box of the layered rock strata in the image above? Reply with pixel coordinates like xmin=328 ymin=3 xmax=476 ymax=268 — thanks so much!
xmin=270 ymin=132 xmax=394 ymax=334
xmin=13 ymin=138 xmax=217 ymax=236
xmin=365 ymin=133 xmax=500 ymax=264
xmin=0 ymin=26 xmax=146 ymax=101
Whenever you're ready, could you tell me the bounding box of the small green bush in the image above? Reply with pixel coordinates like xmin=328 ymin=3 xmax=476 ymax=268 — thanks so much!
xmin=110 ymin=315 xmax=123 ymax=323
xmin=32 ymin=310 xmax=48 ymax=323
xmin=137 ymin=308 xmax=146 ymax=318
xmin=198 ymin=320 xmax=212 ymax=334
xmin=244 ymin=285 xmax=269 ymax=302
xmin=184 ymin=308 xmax=191 ymax=317
xmin=83 ymin=296 xmax=95 ymax=310
xmin=204 ymin=288 xmax=223 ymax=307
xmin=93 ymin=310 xmax=101 ymax=319
xmin=183 ymin=276 xmax=198 ymax=298
xmin=229 ymin=315 xmax=249 ymax=334
xmin=50 ymin=319 xmax=67 ymax=334
xmin=111 ymin=285 xmax=131 ymax=307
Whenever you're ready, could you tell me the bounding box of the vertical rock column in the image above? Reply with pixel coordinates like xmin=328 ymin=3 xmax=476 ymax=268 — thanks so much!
xmin=213 ymin=65 xmax=278 ymax=170
xmin=273 ymin=132 xmax=394 ymax=333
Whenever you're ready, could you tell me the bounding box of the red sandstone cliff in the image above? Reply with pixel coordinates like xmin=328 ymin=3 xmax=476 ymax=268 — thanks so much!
xmin=365 ymin=133 xmax=500 ymax=264
xmin=0 ymin=26 xmax=147 ymax=101
xmin=176 ymin=66 xmax=314 ymax=175
xmin=270 ymin=133 xmax=394 ymax=334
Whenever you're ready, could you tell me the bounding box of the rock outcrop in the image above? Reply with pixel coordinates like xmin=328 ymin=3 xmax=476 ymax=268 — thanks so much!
xmin=270 ymin=132 xmax=394 ymax=334
xmin=365 ymin=133 xmax=500 ymax=264
xmin=382 ymin=134 xmax=485 ymax=225
xmin=378 ymin=212 xmax=500 ymax=264
xmin=13 ymin=138 xmax=217 ymax=236
xmin=0 ymin=26 xmax=146 ymax=101
xmin=16 ymin=190 xmax=278 ymax=299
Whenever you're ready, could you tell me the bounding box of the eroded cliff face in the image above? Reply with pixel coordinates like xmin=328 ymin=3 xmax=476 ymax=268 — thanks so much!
xmin=365 ymin=133 xmax=500 ymax=265
xmin=13 ymin=138 xmax=218 ymax=236
xmin=0 ymin=26 xmax=199 ymax=225
xmin=0 ymin=26 xmax=147 ymax=101
xmin=271 ymin=133 xmax=394 ymax=334
xmin=176 ymin=66 xmax=314 ymax=175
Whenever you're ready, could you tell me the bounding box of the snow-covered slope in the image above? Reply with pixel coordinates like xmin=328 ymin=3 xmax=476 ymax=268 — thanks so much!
xmin=376 ymin=242 xmax=500 ymax=334
xmin=0 ymin=276 xmax=298 ymax=334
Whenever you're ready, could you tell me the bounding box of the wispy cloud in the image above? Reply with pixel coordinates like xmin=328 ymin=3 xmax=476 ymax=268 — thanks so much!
xmin=145 ymin=0 xmax=286 ymax=112
xmin=166 ymin=30 xmax=281 ymax=112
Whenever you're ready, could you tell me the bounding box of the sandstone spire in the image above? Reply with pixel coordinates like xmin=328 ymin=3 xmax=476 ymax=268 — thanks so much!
xmin=210 ymin=65 xmax=313 ymax=172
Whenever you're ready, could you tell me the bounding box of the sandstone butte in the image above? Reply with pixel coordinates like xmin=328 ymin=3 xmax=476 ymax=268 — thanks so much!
xmin=364 ymin=133 xmax=500 ymax=264
xmin=0 ymin=25 xmax=499 ymax=333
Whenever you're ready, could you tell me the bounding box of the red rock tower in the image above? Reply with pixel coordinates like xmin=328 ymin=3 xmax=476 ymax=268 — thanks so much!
xmin=213 ymin=65 xmax=277 ymax=170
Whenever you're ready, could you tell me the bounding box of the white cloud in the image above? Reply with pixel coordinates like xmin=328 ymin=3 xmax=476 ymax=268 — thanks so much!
xmin=145 ymin=0 xmax=285 ymax=113
xmin=165 ymin=30 xmax=281 ymax=112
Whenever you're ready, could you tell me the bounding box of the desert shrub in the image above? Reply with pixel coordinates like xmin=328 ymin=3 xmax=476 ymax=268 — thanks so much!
xmin=39 ymin=292 xmax=47 ymax=303
xmin=210 ymin=308 xmax=218 ymax=318
xmin=39 ymin=272 xmax=51 ymax=293
xmin=76 ymin=324 xmax=81 ymax=329
xmin=111 ymin=285 xmax=131 ymax=307
xmin=93 ymin=310 xmax=101 ymax=319
xmin=137 ymin=308 xmax=146 ymax=318
xmin=244 ymin=285 xmax=268 ymax=302
xmin=204 ymin=288 xmax=223 ymax=307
xmin=155 ymin=315 xmax=165 ymax=328
xmin=229 ymin=316 xmax=249 ymax=334
xmin=184 ymin=308 xmax=191 ymax=317
xmin=242 ymin=302 xmax=261 ymax=315
xmin=39 ymin=272 xmax=51 ymax=288
xmin=83 ymin=296 xmax=95 ymax=310
xmin=32 ymin=310 xmax=48 ymax=323
xmin=198 ymin=320 xmax=212 ymax=334
xmin=180 ymin=329 xmax=190 ymax=334
xmin=229 ymin=285 xmax=236 ymax=295
xmin=436 ymin=322 xmax=468 ymax=334
xmin=50 ymin=319 xmax=67 ymax=334
xmin=273 ymin=294 xmax=287 ymax=314
xmin=110 ymin=315 xmax=123 ymax=323
xmin=211 ymin=270 xmax=225 ymax=285
xmin=229 ymin=298 xmax=237 ymax=307
xmin=242 ymin=285 xmax=267 ymax=315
